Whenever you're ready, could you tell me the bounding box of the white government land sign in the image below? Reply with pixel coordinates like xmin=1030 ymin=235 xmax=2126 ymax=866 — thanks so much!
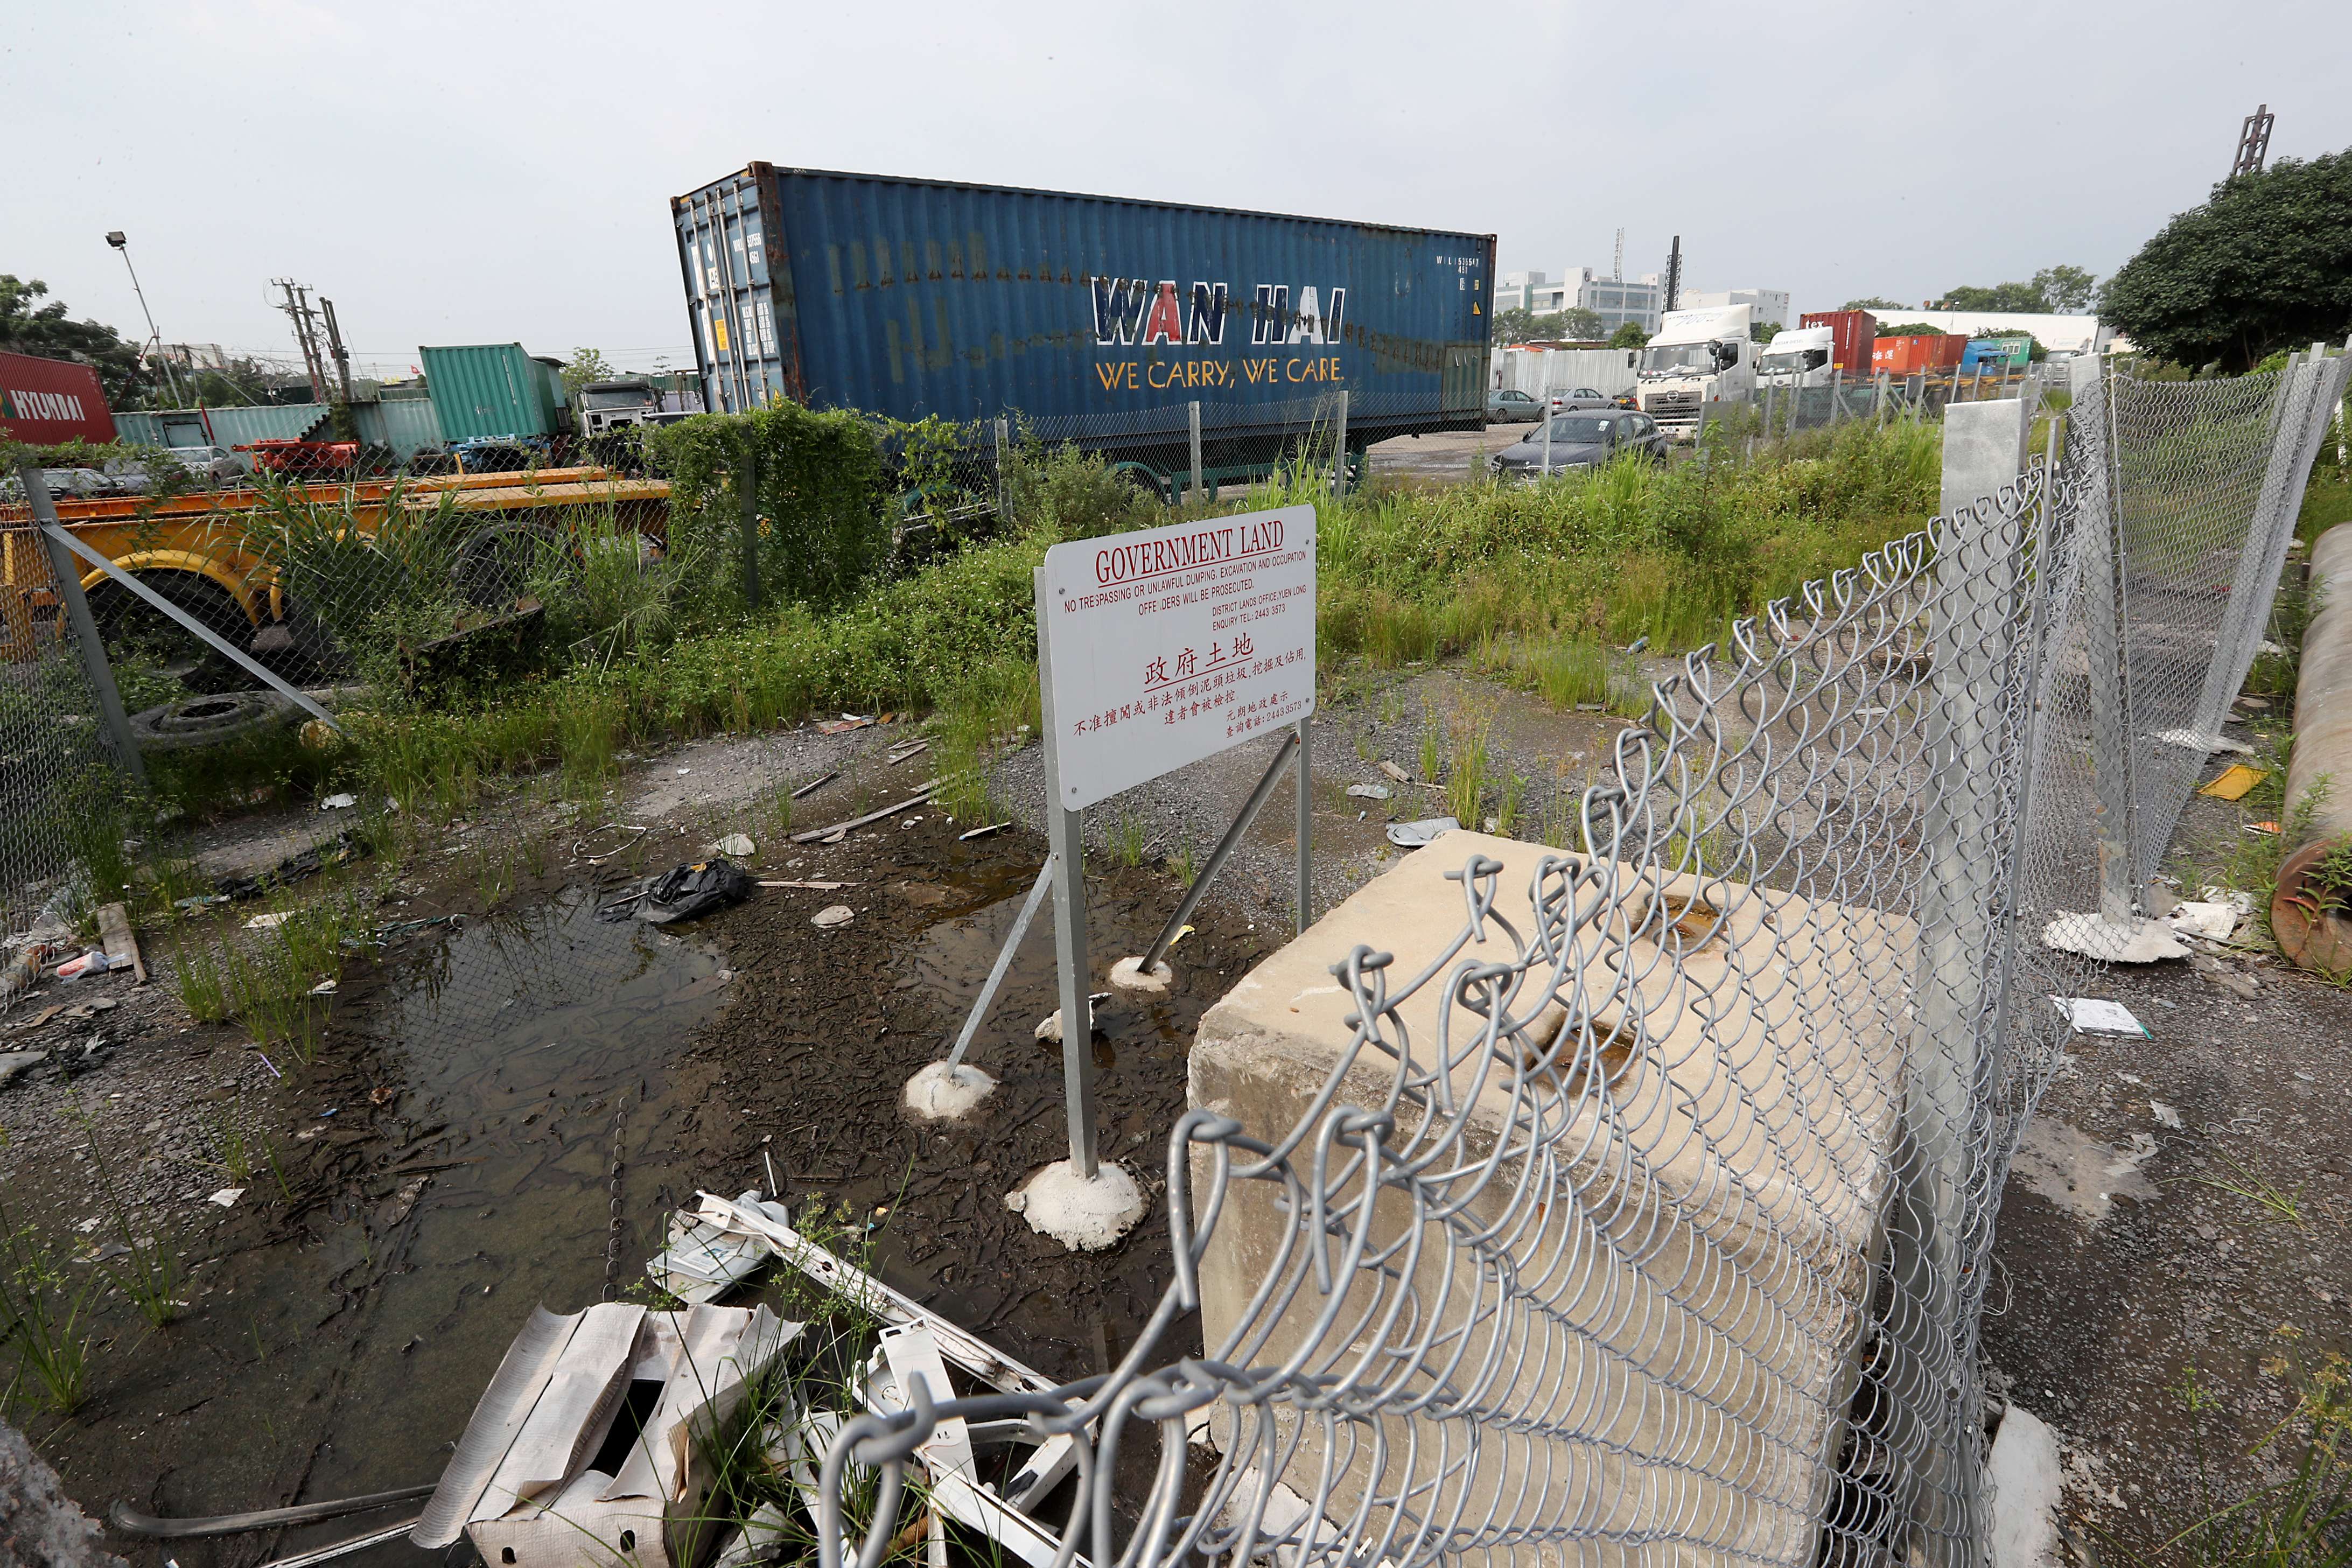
xmin=1040 ymin=505 xmax=1317 ymax=810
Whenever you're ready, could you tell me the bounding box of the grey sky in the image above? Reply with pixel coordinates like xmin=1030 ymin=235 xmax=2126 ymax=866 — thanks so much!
xmin=6 ymin=0 xmax=2348 ymax=380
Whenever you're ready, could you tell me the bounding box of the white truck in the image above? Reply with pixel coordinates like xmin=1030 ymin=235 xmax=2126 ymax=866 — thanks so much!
xmin=1636 ymin=304 xmax=1757 ymax=439
xmin=1758 ymin=324 xmax=1837 ymax=390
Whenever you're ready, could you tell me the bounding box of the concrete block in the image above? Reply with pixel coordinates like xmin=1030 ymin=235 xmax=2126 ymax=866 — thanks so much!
xmin=1187 ymin=832 xmax=1910 ymax=1565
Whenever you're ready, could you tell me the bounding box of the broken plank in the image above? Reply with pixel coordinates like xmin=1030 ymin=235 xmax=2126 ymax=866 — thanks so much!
xmin=758 ymin=880 xmax=847 ymax=891
xmin=787 ymin=783 xmax=938 ymax=845
xmin=790 ymin=770 xmax=840 ymax=800
xmin=96 ymin=901 xmax=145 ymax=984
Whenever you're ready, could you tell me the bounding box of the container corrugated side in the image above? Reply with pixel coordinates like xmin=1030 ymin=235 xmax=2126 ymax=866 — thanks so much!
xmin=420 ymin=344 xmax=562 ymax=442
xmin=674 ymin=164 xmax=1493 ymax=437
xmin=0 ymin=351 xmax=115 ymax=444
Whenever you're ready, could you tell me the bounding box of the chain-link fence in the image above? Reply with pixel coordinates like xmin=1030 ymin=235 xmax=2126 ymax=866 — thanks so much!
xmin=806 ymin=351 xmax=2351 ymax=1568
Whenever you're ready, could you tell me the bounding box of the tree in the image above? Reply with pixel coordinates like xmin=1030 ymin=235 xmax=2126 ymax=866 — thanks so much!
xmin=2032 ymin=265 xmax=2098 ymax=313
xmin=0 ymin=275 xmax=151 ymax=407
xmin=1935 ymin=267 xmax=2099 ymax=314
xmin=1843 ymin=297 xmax=1908 ymax=311
xmin=2103 ymin=151 xmax=2352 ymax=372
xmin=1750 ymin=321 xmax=1777 ymax=344
xmin=1609 ymin=321 xmax=1650 ymax=350
xmin=1877 ymin=322 xmax=1947 ymax=338
xmin=1495 ymin=307 xmax=1607 ymax=345
xmin=561 ymin=346 xmax=617 ymax=401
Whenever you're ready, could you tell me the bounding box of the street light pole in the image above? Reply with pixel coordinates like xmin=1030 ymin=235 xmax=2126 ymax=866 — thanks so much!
xmin=104 ymin=230 xmax=185 ymax=408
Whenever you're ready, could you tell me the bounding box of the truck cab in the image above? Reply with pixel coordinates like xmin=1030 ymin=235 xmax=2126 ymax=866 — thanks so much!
xmin=1759 ymin=325 xmax=1837 ymax=390
xmin=577 ymin=379 xmax=661 ymax=437
xmin=1636 ymin=304 xmax=1756 ymax=439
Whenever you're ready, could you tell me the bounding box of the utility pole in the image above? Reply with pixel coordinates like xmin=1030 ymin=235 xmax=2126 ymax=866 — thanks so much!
xmin=2230 ymin=103 xmax=2274 ymax=178
xmin=104 ymin=231 xmax=185 ymax=407
xmin=273 ymin=279 xmax=330 ymax=404
xmin=1663 ymin=236 xmax=1683 ymax=314
xmin=320 ymin=297 xmax=354 ymax=405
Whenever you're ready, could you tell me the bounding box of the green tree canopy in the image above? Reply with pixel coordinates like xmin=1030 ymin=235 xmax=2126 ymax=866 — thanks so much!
xmin=2103 ymin=151 xmax=2352 ymax=371
xmin=1923 ymin=267 xmax=2098 ymax=316
xmin=0 ymin=275 xmax=151 ymax=407
xmin=1608 ymin=321 xmax=1650 ymax=349
xmin=561 ymin=346 xmax=618 ymax=402
xmin=1495 ymin=307 xmax=1608 ymax=345
xmin=1843 ymin=297 xmax=1908 ymax=311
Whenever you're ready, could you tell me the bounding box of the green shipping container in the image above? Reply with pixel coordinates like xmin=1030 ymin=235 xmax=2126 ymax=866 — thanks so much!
xmin=419 ymin=343 xmax=572 ymax=443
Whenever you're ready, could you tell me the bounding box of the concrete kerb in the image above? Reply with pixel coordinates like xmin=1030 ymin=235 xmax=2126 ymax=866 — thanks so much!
xmin=2277 ymin=521 xmax=2352 ymax=971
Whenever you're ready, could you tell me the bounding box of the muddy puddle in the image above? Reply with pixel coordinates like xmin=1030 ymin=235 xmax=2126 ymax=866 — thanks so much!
xmin=32 ymin=887 xmax=730 ymax=1564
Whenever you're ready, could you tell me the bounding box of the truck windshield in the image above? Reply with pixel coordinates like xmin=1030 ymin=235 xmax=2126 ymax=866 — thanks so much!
xmin=1640 ymin=342 xmax=1717 ymax=374
xmin=1761 ymin=348 xmax=1829 ymax=375
xmin=582 ymin=388 xmax=649 ymax=408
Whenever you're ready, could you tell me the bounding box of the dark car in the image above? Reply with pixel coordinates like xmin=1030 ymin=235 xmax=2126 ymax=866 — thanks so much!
xmin=1490 ymin=412 xmax=1669 ymax=477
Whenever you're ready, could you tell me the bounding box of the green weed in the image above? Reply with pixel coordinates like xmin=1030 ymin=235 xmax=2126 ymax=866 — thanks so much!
xmin=1110 ymin=811 xmax=1149 ymax=868
xmin=0 ymin=1216 xmax=96 ymax=1415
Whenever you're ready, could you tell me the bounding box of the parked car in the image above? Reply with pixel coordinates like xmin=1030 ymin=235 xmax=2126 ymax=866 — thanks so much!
xmin=0 ymin=466 xmax=116 ymax=502
xmin=169 ymin=446 xmax=245 ymax=484
xmin=1486 ymin=388 xmax=1544 ymax=424
xmin=1489 ymin=412 xmax=1669 ymax=477
xmin=1545 ymin=387 xmax=1614 ymax=412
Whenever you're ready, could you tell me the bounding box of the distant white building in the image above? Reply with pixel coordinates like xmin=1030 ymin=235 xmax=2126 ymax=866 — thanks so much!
xmin=1495 ymin=267 xmax=1661 ymax=333
xmin=1866 ymin=309 xmax=2112 ymax=358
xmin=1681 ymin=288 xmax=1791 ymax=331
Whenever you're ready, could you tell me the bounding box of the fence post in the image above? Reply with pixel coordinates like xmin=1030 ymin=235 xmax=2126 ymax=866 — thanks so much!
xmin=1874 ymin=370 xmax=1888 ymax=428
xmin=1828 ymin=366 xmax=1843 ymax=426
xmin=1542 ymin=401 xmax=1553 ymax=475
xmin=995 ymin=415 xmax=1011 ymax=525
xmin=19 ymin=463 xmax=145 ymax=788
xmin=2083 ymin=361 xmax=2138 ymax=925
xmin=738 ymin=442 xmax=762 ymax=611
xmin=1188 ymin=400 xmax=1203 ymax=503
xmin=1331 ymin=389 xmax=1349 ymax=499
xmin=1761 ymin=380 xmax=1774 ymax=439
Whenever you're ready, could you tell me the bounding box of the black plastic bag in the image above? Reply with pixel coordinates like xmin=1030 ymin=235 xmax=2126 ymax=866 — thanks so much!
xmin=596 ymin=858 xmax=754 ymax=925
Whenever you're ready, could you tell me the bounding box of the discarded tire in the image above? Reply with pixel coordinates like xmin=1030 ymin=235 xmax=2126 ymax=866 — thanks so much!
xmin=128 ymin=690 xmax=298 ymax=752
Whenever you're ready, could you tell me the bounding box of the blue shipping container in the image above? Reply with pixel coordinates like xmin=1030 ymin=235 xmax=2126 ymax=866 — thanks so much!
xmin=672 ymin=164 xmax=1494 ymax=452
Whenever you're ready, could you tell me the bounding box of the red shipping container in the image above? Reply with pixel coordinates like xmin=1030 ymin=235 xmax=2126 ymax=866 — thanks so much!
xmin=0 ymin=351 xmax=116 ymax=445
xmin=1870 ymin=334 xmax=1964 ymax=376
xmin=1800 ymin=310 xmax=1877 ymax=374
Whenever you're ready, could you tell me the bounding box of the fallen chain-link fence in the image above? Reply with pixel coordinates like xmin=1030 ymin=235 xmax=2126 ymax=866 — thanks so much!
xmin=810 ymin=350 xmax=2350 ymax=1568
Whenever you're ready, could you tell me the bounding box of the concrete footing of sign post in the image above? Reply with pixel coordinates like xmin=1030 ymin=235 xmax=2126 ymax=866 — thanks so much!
xmin=1108 ymin=956 xmax=1173 ymax=995
xmin=901 ymin=1061 xmax=997 ymax=1121
xmin=1004 ymin=1160 xmax=1146 ymax=1251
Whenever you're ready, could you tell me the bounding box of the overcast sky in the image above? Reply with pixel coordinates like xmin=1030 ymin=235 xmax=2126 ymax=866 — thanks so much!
xmin=5 ymin=0 xmax=2348 ymax=377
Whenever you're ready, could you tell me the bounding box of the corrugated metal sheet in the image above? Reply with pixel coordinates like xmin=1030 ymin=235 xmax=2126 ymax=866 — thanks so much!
xmin=355 ymin=397 xmax=445 ymax=459
xmin=673 ymin=164 xmax=1494 ymax=437
xmin=1492 ymin=346 xmax=1637 ymax=398
xmin=421 ymin=344 xmax=568 ymax=442
xmin=112 ymin=403 xmax=330 ymax=456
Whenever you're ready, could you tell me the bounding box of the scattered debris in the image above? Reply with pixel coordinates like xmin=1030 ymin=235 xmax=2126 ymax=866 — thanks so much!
xmin=2040 ymin=914 xmax=2189 ymax=963
xmin=319 ymin=792 xmax=359 ymax=811
xmin=712 ymin=832 xmax=757 ymax=858
xmin=2191 ymin=951 xmax=2262 ymax=999
xmin=243 ymin=912 xmax=292 ymax=932
xmin=310 ymin=979 xmax=338 ymax=996
xmin=1033 ymin=994 xmax=1111 ymax=1042
xmin=789 ymin=783 xmax=938 ymax=844
xmin=1346 ymin=783 xmax=1392 ymax=800
xmin=811 ymin=905 xmax=857 ymax=929
xmin=595 ymin=859 xmax=755 ymax=925
xmin=414 ymin=1301 xmax=797 ymax=1566
xmin=957 ymin=821 xmax=1012 ymax=841
xmin=757 ymin=880 xmax=845 ymax=891
xmin=647 ymin=1188 xmax=794 ymax=1304
xmin=214 ymin=828 xmax=368 ymax=901
xmin=95 ymin=901 xmax=145 ymax=984
xmin=573 ymin=822 xmax=649 ymax=863
xmin=816 ymin=715 xmax=874 ymax=734
xmin=887 ymin=740 xmax=930 ymax=765
xmin=2197 ymin=764 xmax=2267 ymax=801
xmin=206 ymin=1187 xmax=244 ymax=1208
xmin=2245 ymin=820 xmax=2281 ymax=835
xmin=2051 ymin=997 xmax=2149 ymax=1038
xmin=0 ymin=1050 xmax=50 ymax=1088
xmin=2155 ymin=726 xmax=2256 ymax=756
xmin=1377 ymin=759 xmax=1411 ymax=783
xmin=1386 ymin=816 xmax=1460 ymax=848
xmin=2165 ymin=899 xmax=2245 ymax=941
xmin=2151 ymin=1101 xmax=2185 ymax=1129
xmin=53 ymin=949 xmax=116 ymax=978
xmin=107 ymin=1482 xmax=436 ymax=1541
xmin=789 ymin=771 xmax=839 ymax=799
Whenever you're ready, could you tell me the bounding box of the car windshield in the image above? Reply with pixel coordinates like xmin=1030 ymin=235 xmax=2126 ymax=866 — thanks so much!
xmin=1537 ymin=416 xmax=1615 ymax=443
xmin=1640 ymin=342 xmax=1716 ymax=373
xmin=1761 ymin=348 xmax=1829 ymax=375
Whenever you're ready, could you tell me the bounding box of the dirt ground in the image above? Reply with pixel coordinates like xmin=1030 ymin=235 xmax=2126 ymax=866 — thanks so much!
xmin=2 ymin=660 xmax=2343 ymax=1563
